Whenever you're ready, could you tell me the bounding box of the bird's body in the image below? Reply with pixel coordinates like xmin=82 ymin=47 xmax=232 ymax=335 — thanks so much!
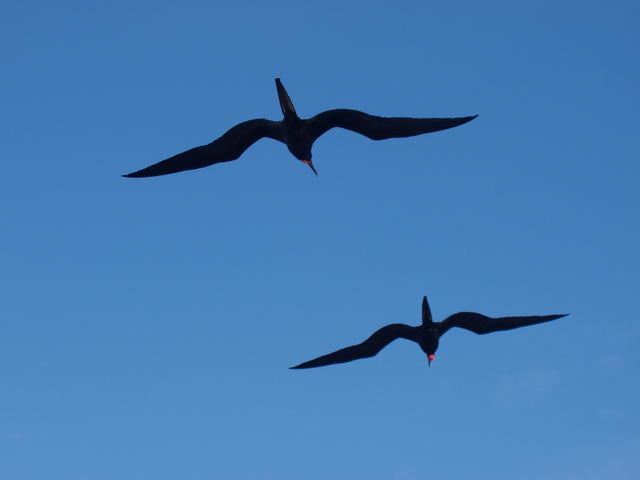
xmin=290 ymin=296 xmax=567 ymax=369
xmin=123 ymin=78 xmax=477 ymax=178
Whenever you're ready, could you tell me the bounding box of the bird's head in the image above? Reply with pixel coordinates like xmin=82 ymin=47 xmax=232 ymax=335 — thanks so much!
xmin=291 ymin=147 xmax=316 ymax=176
xmin=284 ymin=128 xmax=316 ymax=176
xmin=418 ymin=334 xmax=439 ymax=367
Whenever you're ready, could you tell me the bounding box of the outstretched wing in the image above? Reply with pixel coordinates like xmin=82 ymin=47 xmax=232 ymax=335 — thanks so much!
xmin=123 ymin=119 xmax=284 ymax=178
xmin=290 ymin=323 xmax=416 ymax=369
xmin=307 ymin=109 xmax=477 ymax=142
xmin=437 ymin=312 xmax=568 ymax=336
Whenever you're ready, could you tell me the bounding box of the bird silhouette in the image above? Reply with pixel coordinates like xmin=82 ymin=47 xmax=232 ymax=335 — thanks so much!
xmin=291 ymin=296 xmax=568 ymax=369
xmin=123 ymin=78 xmax=477 ymax=178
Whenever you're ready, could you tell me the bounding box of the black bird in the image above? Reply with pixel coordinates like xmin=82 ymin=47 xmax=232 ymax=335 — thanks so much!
xmin=291 ymin=296 xmax=567 ymax=369
xmin=123 ymin=78 xmax=477 ymax=178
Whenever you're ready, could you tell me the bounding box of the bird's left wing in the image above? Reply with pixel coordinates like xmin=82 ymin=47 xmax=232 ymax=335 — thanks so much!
xmin=307 ymin=109 xmax=477 ymax=142
xmin=437 ymin=312 xmax=568 ymax=336
xmin=290 ymin=323 xmax=416 ymax=369
xmin=123 ymin=119 xmax=283 ymax=178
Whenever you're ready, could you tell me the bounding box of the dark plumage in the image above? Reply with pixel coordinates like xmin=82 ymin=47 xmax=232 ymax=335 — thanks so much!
xmin=291 ymin=296 xmax=568 ymax=369
xmin=123 ymin=78 xmax=477 ymax=178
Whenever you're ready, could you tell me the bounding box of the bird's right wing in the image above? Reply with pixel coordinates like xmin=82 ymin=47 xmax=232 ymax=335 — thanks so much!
xmin=290 ymin=323 xmax=416 ymax=369
xmin=307 ymin=109 xmax=477 ymax=142
xmin=437 ymin=312 xmax=568 ymax=336
xmin=123 ymin=119 xmax=283 ymax=178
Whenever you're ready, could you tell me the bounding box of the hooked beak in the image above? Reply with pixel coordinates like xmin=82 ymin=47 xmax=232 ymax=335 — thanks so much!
xmin=427 ymin=354 xmax=435 ymax=367
xmin=303 ymin=160 xmax=318 ymax=176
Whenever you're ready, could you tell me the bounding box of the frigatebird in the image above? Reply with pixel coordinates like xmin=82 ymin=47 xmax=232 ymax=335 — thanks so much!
xmin=123 ymin=78 xmax=477 ymax=178
xmin=291 ymin=296 xmax=567 ymax=369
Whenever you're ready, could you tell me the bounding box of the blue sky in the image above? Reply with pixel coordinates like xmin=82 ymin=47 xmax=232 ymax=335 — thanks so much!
xmin=1 ymin=1 xmax=639 ymax=478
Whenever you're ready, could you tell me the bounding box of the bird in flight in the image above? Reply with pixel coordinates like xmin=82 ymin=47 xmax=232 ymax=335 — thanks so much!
xmin=291 ymin=296 xmax=567 ymax=369
xmin=123 ymin=78 xmax=477 ymax=178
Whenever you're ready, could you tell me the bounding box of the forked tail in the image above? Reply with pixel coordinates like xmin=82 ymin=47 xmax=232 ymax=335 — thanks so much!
xmin=422 ymin=296 xmax=433 ymax=325
xmin=275 ymin=78 xmax=298 ymax=119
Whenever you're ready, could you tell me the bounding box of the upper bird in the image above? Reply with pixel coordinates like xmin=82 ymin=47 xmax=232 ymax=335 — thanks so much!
xmin=291 ymin=296 xmax=567 ymax=369
xmin=123 ymin=78 xmax=477 ymax=178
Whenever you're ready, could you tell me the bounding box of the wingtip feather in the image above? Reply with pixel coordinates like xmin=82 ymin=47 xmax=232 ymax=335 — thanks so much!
xmin=122 ymin=168 xmax=152 ymax=178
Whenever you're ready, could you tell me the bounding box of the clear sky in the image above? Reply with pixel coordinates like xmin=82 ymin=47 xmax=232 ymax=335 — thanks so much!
xmin=1 ymin=1 xmax=639 ymax=478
